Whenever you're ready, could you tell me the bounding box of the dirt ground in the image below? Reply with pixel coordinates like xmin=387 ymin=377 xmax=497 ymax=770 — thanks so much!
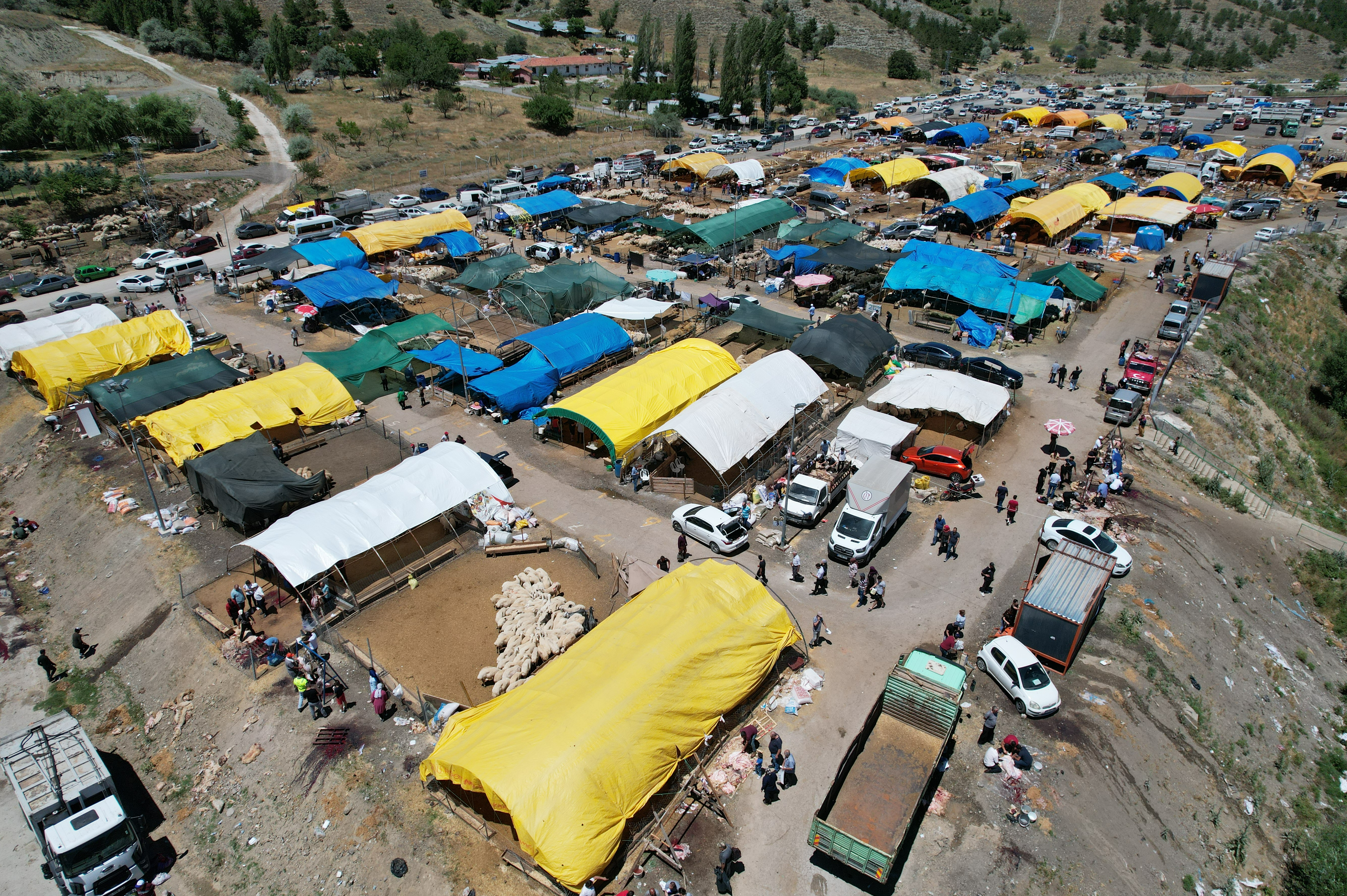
xmin=341 ymin=546 xmax=614 ymax=708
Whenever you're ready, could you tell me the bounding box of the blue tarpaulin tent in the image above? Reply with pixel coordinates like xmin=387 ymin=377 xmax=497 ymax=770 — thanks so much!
xmin=468 ymin=349 xmax=561 ymax=417
xmin=409 ymin=342 xmax=504 ymax=378
xmin=1133 ymin=225 xmax=1166 ymax=251
xmin=764 ymin=244 xmax=819 ymax=263
xmin=943 ymin=190 xmax=1010 ymax=226
xmin=514 ymin=313 xmax=633 ymax=378
xmin=511 ymin=190 xmax=583 ymax=217
xmin=536 ymin=175 xmax=571 ymax=189
xmin=417 ymin=231 xmax=483 ymax=256
xmin=1125 ymin=145 xmax=1179 ymax=160
xmin=1181 ymin=133 xmax=1213 ymax=148
xmin=987 ymin=178 xmax=1038 ymax=199
xmin=290 ymin=268 xmax=398 ymax=308
xmin=1071 ymin=232 xmax=1104 ymax=248
xmin=805 ymin=167 xmax=846 ymax=186
xmin=929 ymin=123 xmax=989 ymax=146
xmin=1260 ymin=144 xmax=1302 ymax=165
xmin=1089 ymin=172 xmax=1136 ymax=193
xmin=295 ymin=239 xmax=367 ymax=269
xmin=891 ymin=241 xmax=1019 ymax=279
xmin=821 ymin=157 xmax=869 ymax=173
xmin=956 ymin=310 xmax=997 ymax=347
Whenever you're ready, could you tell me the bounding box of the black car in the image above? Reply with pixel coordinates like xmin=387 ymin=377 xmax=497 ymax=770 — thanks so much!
xmin=419 ymin=185 xmax=451 ymax=202
xmin=551 ymin=162 xmax=578 ymax=176
xmin=901 ymin=341 xmax=962 ymax=369
xmin=236 ymin=221 xmax=277 ymax=239
xmin=810 ymin=126 xmax=832 ymax=138
xmin=478 ymin=450 xmax=516 ymax=486
xmin=777 ymin=123 xmax=794 ymax=134
xmin=1140 ymin=130 xmax=1156 ymax=140
xmin=663 ymin=143 xmax=681 ymax=153
xmin=959 ymin=356 xmax=1024 ymax=389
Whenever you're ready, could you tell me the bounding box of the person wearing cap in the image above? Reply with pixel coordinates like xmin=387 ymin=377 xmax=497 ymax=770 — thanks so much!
xmin=71 ymin=627 xmax=96 ymax=659
xmin=132 ymin=879 xmax=156 ymax=896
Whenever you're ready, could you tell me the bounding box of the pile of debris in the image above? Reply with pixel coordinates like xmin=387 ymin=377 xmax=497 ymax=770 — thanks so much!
xmin=477 ymin=567 xmax=592 ymax=697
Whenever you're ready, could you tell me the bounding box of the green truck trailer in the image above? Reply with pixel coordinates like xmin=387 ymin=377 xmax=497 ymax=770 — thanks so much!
xmin=808 ymin=649 xmax=967 ymax=882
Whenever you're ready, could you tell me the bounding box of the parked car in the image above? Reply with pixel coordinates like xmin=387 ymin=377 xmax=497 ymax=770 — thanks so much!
xmin=899 ymin=444 xmax=974 ymax=482
xmin=671 ymin=504 xmax=749 ymax=554
xmin=1254 ymin=226 xmax=1286 ymax=242
xmin=132 ymin=248 xmax=176 ymax=269
xmin=901 ymin=341 xmax=962 ymax=369
xmin=959 ymin=356 xmax=1024 ymax=389
xmin=49 ymin=292 xmax=108 ymax=312
xmin=723 ymin=294 xmax=758 ymax=312
xmin=477 ymin=450 xmax=516 ymax=486
xmin=117 ymin=274 xmax=168 ymax=293
xmin=1265 ymin=125 xmax=1278 ymax=136
xmin=19 ymin=274 xmax=77 ymax=297
xmin=226 ymin=259 xmax=266 ymax=277
xmin=525 ymin=241 xmax=563 ymax=262
xmin=0 ymin=308 xmax=27 ymax=325
xmin=1337 ymin=191 xmax=1347 ymax=208
xmin=688 ymin=137 xmax=707 ymax=149
xmin=882 ymin=220 xmax=922 ymax=238
xmin=419 ymin=185 xmax=451 ymax=202
xmin=235 ymin=221 xmax=277 ymax=239
xmin=74 ymin=264 xmax=117 ymax=283
xmin=662 ymin=144 xmax=681 ymax=154
xmin=176 ymin=235 xmax=218 ymax=257
xmin=1039 ymin=515 xmax=1132 ymax=575
xmin=386 ymin=194 xmax=418 ymax=208
xmin=0 ymin=289 xmax=13 ymax=304
xmin=810 ymin=126 xmax=832 ymax=138
xmin=232 ymin=243 xmax=269 ymax=261
xmin=976 ymin=636 xmax=1062 ymax=718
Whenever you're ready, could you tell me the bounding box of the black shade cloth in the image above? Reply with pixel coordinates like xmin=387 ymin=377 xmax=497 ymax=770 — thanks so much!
xmin=803 ymin=239 xmax=899 ymax=272
xmin=87 ymin=351 xmax=244 ymax=422
xmin=565 ymin=202 xmax=647 ymax=228
xmin=183 ymin=432 xmax=327 ymax=529
xmin=790 ymin=314 xmax=897 ymax=379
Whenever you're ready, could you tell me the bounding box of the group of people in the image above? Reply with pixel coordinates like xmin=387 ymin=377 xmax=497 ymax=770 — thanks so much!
xmin=35 ymin=624 xmax=97 ymax=682
xmin=1047 ymin=362 xmax=1082 ymax=391
xmin=844 ymin=562 xmax=886 ymax=610
xmin=8 ymin=514 xmax=38 ymax=541
xmin=930 ymin=514 xmax=961 ymax=560
xmin=738 ymin=724 xmax=797 ymax=806
xmin=978 ymin=705 xmax=1035 ymax=775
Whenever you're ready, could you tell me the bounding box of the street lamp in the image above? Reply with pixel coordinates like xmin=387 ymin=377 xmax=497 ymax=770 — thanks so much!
xmin=778 ymin=401 xmax=809 ymax=546
xmin=105 ymin=379 xmax=169 ymax=536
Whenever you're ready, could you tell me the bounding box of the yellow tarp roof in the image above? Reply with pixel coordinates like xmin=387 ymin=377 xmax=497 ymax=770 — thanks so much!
xmin=141 ymin=363 xmax=357 ymax=465
xmin=1080 ymin=114 xmax=1127 ymax=131
xmin=1145 ymin=172 xmax=1204 ymax=201
xmin=847 ymin=157 xmax=930 ymax=188
xmin=1097 ymin=195 xmax=1194 ymax=227
xmin=867 ymin=116 xmax=913 ymax=132
xmin=1311 ymin=161 xmax=1347 ymax=182
xmin=1041 ymin=109 xmax=1089 ymax=127
xmin=1006 ymin=192 xmax=1088 ymax=237
xmin=660 ymin=152 xmax=727 ymax=177
xmin=1240 ymin=152 xmax=1296 ymax=183
xmin=1009 ymin=195 xmax=1035 ymax=211
xmin=1201 ymin=140 xmax=1248 ymax=158
xmin=1002 ymin=106 xmax=1049 ymax=126
xmin=343 ymin=209 xmax=472 ymax=255
xmin=1058 ymin=182 xmax=1112 ymax=214
xmin=10 ymin=309 xmax=191 ymax=411
xmin=547 ymin=338 xmax=739 ymax=457
xmin=420 ymin=560 xmax=800 ymax=890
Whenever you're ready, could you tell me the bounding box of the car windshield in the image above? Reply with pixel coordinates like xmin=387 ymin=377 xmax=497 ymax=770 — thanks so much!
xmin=786 ymin=482 xmax=821 ymax=504
xmin=835 ymin=510 xmax=875 ymax=540
xmin=718 ymin=520 xmax=746 ymax=541
xmin=1019 ymin=663 xmax=1052 ymax=690
xmin=58 ymin=821 xmax=137 ymax=876
xmin=1094 ymin=531 xmax=1119 ymax=553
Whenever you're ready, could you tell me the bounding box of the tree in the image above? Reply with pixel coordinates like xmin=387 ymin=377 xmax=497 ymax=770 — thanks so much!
xmin=331 ymin=0 xmax=353 ymax=29
xmin=646 ymin=109 xmax=682 ymax=137
xmin=433 ymin=88 xmax=459 ymax=117
xmin=998 ymin=21 xmax=1029 ymax=48
xmin=36 ymin=164 xmax=122 ymax=218
xmin=297 ymin=159 xmax=324 ymax=191
xmin=336 ymin=117 xmax=364 ymax=147
xmin=1076 ymin=56 xmax=1098 ymax=71
xmin=557 ymin=0 xmax=590 ymax=17
xmin=673 ymin=12 xmax=698 ymax=112
xmin=281 ymin=103 xmax=315 ymax=133
xmin=379 ymin=70 xmax=411 ymax=98
xmin=1285 ymin=824 xmax=1347 ymax=896
xmin=402 ymin=101 xmax=415 ymax=122
xmin=887 ymin=49 xmax=923 ymax=79
xmin=539 ymin=13 xmax=556 ymax=35
xmin=541 ymin=70 xmax=568 ymax=96
xmin=719 ymin=24 xmax=739 ymax=116
xmin=706 ymin=39 xmax=717 ymax=87
xmin=490 ymin=63 xmax=514 ymax=85
xmin=264 ymin=16 xmax=293 ymax=87
xmin=287 ymin=134 xmax=314 ymax=158
xmin=633 ymin=13 xmax=655 ymax=81
xmin=1122 ymin=23 xmax=1141 ymax=56
xmin=598 ymin=0 xmax=618 ymax=37
xmin=523 ymin=94 xmax=574 ymax=133
xmin=1316 ymin=74 xmax=1341 ymax=91
xmin=568 ymin=17 xmax=586 ymax=37
xmin=231 ymin=118 xmax=259 ymax=148
xmin=312 ymin=46 xmax=355 ymax=87
xmin=504 ymin=34 xmax=528 ymax=55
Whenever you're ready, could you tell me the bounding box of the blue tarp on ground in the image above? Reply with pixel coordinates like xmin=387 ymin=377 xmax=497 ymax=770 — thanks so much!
xmin=929 ymin=123 xmax=990 ymax=146
xmin=468 ymin=349 xmax=561 ymax=417
xmin=821 ymin=157 xmax=869 ymax=173
xmin=1133 ymin=225 xmax=1166 ymax=251
xmin=805 ymin=167 xmax=847 ymax=186
xmin=1089 ymin=172 xmax=1136 ymax=192
xmin=987 ymin=178 xmax=1039 ymax=199
xmin=1181 ymin=133 xmax=1214 ymax=147
xmin=1125 ymin=145 xmax=1179 ymax=160
xmin=409 ymin=342 xmax=504 ymax=378
xmin=891 ymin=241 xmax=1019 ymax=279
xmin=956 ymin=310 xmax=997 ymax=347
xmin=516 ymin=313 xmax=633 ymax=379
xmin=291 ymin=268 xmax=398 ymax=308
xmin=295 ymin=239 xmax=367 ymax=269
xmin=1260 ymin=144 xmax=1303 ymax=165
xmin=417 ymin=231 xmax=483 ymax=256
xmin=511 ymin=190 xmax=583 ymax=217
xmin=944 ymin=190 xmax=1010 ymax=225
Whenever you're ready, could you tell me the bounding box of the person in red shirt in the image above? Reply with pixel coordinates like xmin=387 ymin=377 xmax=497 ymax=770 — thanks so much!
xmin=939 ymin=633 xmax=958 ymax=660
xmin=1005 ymin=495 xmax=1019 ymax=525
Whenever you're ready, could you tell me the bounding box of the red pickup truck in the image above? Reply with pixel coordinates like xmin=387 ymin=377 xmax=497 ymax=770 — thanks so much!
xmin=1122 ymin=351 xmax=1158 ymax=393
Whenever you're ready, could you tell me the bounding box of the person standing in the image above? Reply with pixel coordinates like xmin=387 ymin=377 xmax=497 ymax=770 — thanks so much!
xmin=981 ymin=562 xmax=996 ymax=593
xmin=869 ymin=576 xmax=886 ymax=609
xmin=811 ymin=561 xmax=828 ymax=595
xmin=945 ymin=527 xmax=960 ymax=561
xmin=937 ymin=525 xmax=951 ymax=556
xmin=266 ymin=350 xmax=275 ymax=371
xmin=1138 ymin=414 xmax=1148 ymax=438
xmin=290 ymin=326 xmax=300 ymax=347
xmin=811 ymin=614 xmax=830 ymax=647
xmin=848 ymin=559 xmax=859 ymax=588
xmin=1056 ymin=366 xmax=1066 ymax=389
xmin=995 ymin=480 xmax=1008 ymax=512
xmin=418 ymin=385 xmax=428 ymax=407
xmin=1068 ymin=366 xmax=1082 ymax=391
xmin=931 ymin=513 xmax=946 ymax=546
xmin=1047 ymin=470 xmax=1061 ymax=499
xmin=808 ymin=303 xmax=816 ymax=321
xmin=1048 ymin=361 xmax=1060 ymax=385
xmin=756 ymin=555 xmax=768 ymax=583
xmin=396 ymin=389 xmax=409 ymax=410
xmin=37 ymin=649 xmax=59 ymax=682
xmin=72 ymin=627 xmax=96 ymax=659
xmin=761 ymin=768 xmax=780 ymax=804
xmin=884 ymin=310 xmax=892 ymax=332
xmin=677 ymin=533 xmax=689 ymax=562
xmin=768 ymin=731 xmax=783 ymax=765
xmin=791 ymin=552 xmax=803 ymax=582
xmin=781 ymin=750 xmax=797 ymax=788
xmin=978 ymin=706 xmax=1000 ymax=745
xmin=1099 ymin=368 xmax=1108 ymax=391
xmin=1062 ymin=456 xmax=1077 ymax=487
xmin=1035 ymin=467 xmax=1047 ymax=496
xmin=1006 ymin=495 xmax=1018 ymax=525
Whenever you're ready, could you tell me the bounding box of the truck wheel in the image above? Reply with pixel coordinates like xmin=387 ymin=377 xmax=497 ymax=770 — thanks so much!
xmin=976 ymin=656 xmax=987 ymax=672
xmin=1015 ymin=699 xmax=1027 ymax=715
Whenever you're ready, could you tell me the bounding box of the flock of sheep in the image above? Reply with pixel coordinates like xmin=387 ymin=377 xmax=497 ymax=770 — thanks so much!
xmin=477 ymin=567 xmax=591 ymax=697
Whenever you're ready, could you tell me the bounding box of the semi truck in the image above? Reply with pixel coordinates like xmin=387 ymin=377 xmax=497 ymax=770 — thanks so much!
xmin=808 ymin=650 xmax=967 ymax=882
xmin=0 ymin=712 xmax=148 ymax=895
xmin=827 ymin=458 xmax=913 ymax=564
xmin=1143 ymin=157 xmax=1224 ymax=181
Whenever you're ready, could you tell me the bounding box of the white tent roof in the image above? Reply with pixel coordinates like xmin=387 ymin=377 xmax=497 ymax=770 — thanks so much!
xmin=638 ymin=351 xmax=827 ymax=474
xmin=831 ymin=407 xmax=918 ymax=465
xmin=707 ymin=160 xmax=766 ymax=185
xmin=0 ymin=305 xmax=121 ymax=368
xmin=867 ymin=367 xmax=1010 ymax=427
xmin=592 ymin=298 xmax=675 ymax=321
xmin=240 ymin=442 xmax=511 ymax=586
xmin=914 ymin=166 xmax=985 ymax=201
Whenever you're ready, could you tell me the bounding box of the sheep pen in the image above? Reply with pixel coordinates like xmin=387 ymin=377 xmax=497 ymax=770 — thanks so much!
xmin=477 ymin=567 xmax=595 ymax=697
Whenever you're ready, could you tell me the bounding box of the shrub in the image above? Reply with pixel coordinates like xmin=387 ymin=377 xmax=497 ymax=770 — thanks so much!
xmin=287 ymin=135 xmax=314 ymax=159
xmin=1284 ymin=824 xmax=1347 ymax=896
xmin=282 ymin=103 xmax=315 ymax=133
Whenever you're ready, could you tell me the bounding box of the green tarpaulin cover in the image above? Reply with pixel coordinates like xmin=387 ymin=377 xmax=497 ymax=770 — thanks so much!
xmin=1026 ymin=263 xmax=1107 ymax=303
xmin=451 ymin=254 xmax=531 ymax=291
xmin=729 ymin=303 xmax=810 ymax=339
xmin=499 ymin=260 xmax=635 ymax=324
xmin=183 ymin=432 xmax=326 ymax=529
xmin=633 ymin=216 xmax=687 ymax=233
xmin=374 ymin=313 xmax=455 ymax=343
xmin=303 ymin=330 xmax=416 ymax=390
xmin=86 ymin=350 xmax=244 ymax=422
xmin=688 ymin=199 xmax=796 ymax=249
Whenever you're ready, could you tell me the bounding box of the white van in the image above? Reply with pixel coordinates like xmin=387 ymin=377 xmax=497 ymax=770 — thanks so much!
xmin=489 ymin=181 xmax=531 ymax=203
xmin=1046 ymin=125 xmax=1078 ymax=140
xmin=789 ymin=114 xmax=805 ymax=128
xmin=155 ymin=256 xmax=210 ymax=285
xmin=288 ymin=214 xmax=343 ymax=244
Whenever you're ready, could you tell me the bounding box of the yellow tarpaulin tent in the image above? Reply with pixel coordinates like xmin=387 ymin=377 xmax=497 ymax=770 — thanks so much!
xmin=1142 ymin=172 xmax=1204 ymax=201
xmin=1079 ymin=114 xmax=1128 ymax=132
xmin=659 ymin=152 xmax=728 ymax=178
xmin=10 ymin=309 xmax=191 ymax=410
xmin=420 ymin=560 xmax=800 ymax=891
xmin=141 ymin=363 xmax=358 ymax=464
xmin=1239 ymin=152 xmax=1296 ymax=184
xmin=1041 ymin=109 xmax=1089 ymax=128
xmin=847 ymin=157 xmax=930 ymax=188
xmin=1005 ymin=192 xmax=1088 ymax=237
xmin=343 ymin=209 xmax=472 ymax=255
xmin=1002 ymin=106 xmax=1049 ymax=126
xmin=1310 ymin=161 xmax=1347 ymax=183
xmin=547 ymin=338 xmax=739 ymax=458
xmin=1058 ymin=182 xmax=1113 ymax=214
xmin=866 ymin=116 xmax=913 ymax=133
xmin=1200 ymin=140 xmax=1248 ymax=159
xmin=1097 ymin=195 xmax=1194 ymax=227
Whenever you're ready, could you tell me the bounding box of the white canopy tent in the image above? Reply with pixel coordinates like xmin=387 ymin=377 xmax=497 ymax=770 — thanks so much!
xmin=867 ymin=368 xmax=1010 ymax=427
xmin=0 ymin=305 xmax=121 ymax=368
xmin=912 ymin=166 xmax=985 ymax=201
xmin=831 ymin=407 xmax=917 ymax=465
xmin=707 ymin=160 xmax=766 ymax=185
xmin=240 ymin=442 xmax=511 ymax=586
xmin=631 ymin=351 xmax=827 ymax=474
xmin=592 ymin=298 xmax=675 ymax=321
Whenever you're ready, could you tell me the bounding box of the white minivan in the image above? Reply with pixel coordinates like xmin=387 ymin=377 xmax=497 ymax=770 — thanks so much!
xmin=288 ymin=214 xmax=343 ymax=244
xmin=155 ymin=256 xmax=210 ymax=285
xmin=489 ymin=181 xmax=531 ymax=203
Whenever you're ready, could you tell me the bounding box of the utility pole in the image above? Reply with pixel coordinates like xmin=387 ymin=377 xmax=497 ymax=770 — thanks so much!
xmin=125 ymin=136 xmax=167 ymax=246
xmin=778 ymin=402 xmax=808 ymax=546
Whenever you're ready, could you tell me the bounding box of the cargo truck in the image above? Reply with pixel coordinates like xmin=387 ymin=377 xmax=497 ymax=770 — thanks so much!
xmin=324 ymin=189 xmax=375 ymax=221
xmin=808 ymin=650 xmax=967 ymax=882
xmin=781 ymin=467 xmax=849 ymax=527
xmin=827 ymin=458 xmax=913 ymax=564
xmin=0 ymin=712 xmax=148 ymax=895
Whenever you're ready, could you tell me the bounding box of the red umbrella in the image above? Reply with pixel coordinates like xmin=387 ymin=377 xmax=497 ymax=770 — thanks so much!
xmin=1187 ymin=204 xmax=1223 ymax=215
xmin=1043 ymin=419 xmax=1075 ymax=436
xmin=295 ymin=304 xmax=318 ymax=315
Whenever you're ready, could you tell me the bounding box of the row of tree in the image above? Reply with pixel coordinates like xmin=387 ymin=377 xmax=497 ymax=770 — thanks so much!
xmin=0 ymin=87 xmax=198 ymax=152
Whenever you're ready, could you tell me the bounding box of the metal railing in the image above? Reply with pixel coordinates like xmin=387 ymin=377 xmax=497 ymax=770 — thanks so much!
xmin=1145 ymin=408 xmax=1275 ymax=519
xmin=1296 ymin=521 xmax=1347 ymax=554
